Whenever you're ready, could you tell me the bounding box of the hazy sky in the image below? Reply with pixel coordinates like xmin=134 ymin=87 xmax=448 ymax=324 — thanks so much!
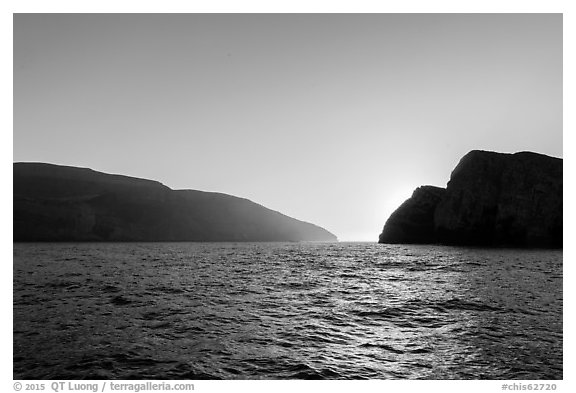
xmin=13 ymin=14 xmax=562 ymax=241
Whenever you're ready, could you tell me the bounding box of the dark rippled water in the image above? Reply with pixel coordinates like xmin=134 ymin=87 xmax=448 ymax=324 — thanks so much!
xmin=13 ymin=242 xmax=562 ymax=379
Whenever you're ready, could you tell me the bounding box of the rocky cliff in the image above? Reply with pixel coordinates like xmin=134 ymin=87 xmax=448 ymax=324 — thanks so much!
xmin=14 ymin=163 xmax=337 ymax=242
xmin=378 ymin=151 xmax=562 ymax=248
xmin=379 ymin=186 xmax=446 ymax=244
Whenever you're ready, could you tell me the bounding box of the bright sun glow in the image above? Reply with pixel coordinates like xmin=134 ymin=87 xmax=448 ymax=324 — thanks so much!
xmin=379 ymin=186 xmax=416 ymax=225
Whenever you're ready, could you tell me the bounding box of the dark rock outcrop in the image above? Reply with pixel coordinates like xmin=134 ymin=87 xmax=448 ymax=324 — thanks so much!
xmin=378 ymin=150 xmax=562 ymax=248
xmin=379 ymin=186 xmax=446 ymax=244
xmin=14 ymin=163 xmax=337 ymax=242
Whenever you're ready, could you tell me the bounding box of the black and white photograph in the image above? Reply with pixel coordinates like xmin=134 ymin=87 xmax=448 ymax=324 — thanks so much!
xmin=11 ymin=8 xmax=566 ymax=388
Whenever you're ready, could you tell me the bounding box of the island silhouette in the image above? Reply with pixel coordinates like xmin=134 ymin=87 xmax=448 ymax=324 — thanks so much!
xmin=379 ymin=150 xmax=562 ymax=248
xmin=14 ymin=163 xmax=337 ymax=242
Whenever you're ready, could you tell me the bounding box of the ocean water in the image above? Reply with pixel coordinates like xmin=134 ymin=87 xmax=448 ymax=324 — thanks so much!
xmin=13 ymin=242 xmax=562 ymax=380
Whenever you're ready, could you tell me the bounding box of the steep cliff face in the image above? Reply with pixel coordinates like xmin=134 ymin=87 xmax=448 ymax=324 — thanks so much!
xmin=378 ymin=151 xmax=562 ymax=248
xmin=434 ymin=151 xmax=562 ymax=247
xmin=14 ymin=163 xmax=337 ymax=242
xmin=378 ymin=186 xmax=446 ymax=244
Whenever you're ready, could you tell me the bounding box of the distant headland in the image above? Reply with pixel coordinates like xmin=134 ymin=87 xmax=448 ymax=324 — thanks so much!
xmin=379 ymin=150 xmax=562 ymax=248
xmin=13 ymin=163 xmax=337 ymax=242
